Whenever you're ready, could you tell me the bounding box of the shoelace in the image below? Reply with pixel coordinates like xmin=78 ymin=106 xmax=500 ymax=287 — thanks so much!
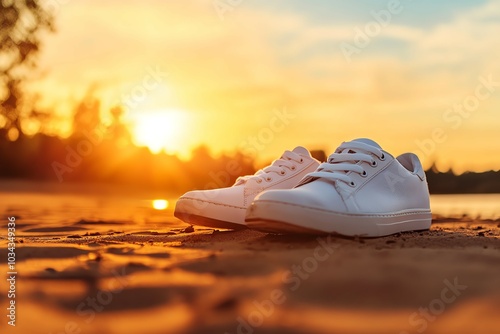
xmin=235 ymin=150 xmax=304 ymax=185
xmin=307 ymin=141 xmax=385 ymax=187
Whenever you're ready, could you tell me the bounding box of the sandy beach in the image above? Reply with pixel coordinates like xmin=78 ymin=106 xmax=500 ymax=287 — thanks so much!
xmin=1 ymin=0 xmax=500 ymax=333
xmin=1 ymin=187 xmax=499 ymax=334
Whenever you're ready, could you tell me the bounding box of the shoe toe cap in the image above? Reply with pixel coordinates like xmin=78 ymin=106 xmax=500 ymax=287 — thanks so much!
xmin=178 ymin=187 xmax=246 ymax=208
xmin=253 ymin=182 xmax=347 ymax=212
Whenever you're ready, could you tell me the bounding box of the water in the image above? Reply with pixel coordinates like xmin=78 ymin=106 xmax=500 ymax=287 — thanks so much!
xmin=1 ymin=182 xmax=499 ymax=225
xmin=430 ymin=193 xmax=500 ymax=219
xmin=0 ymin=181 xmax=182 ymax=230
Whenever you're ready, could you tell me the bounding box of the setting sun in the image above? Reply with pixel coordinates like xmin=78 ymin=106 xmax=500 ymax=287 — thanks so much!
xmin=152 ymin=199 xmax=169 ymax=210
xmin=132 ymin=110 xmax=188 ymax=154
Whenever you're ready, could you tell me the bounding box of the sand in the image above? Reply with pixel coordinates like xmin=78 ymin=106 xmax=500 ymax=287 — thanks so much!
xmin=1 ymin=188 xmax=500 ymax=334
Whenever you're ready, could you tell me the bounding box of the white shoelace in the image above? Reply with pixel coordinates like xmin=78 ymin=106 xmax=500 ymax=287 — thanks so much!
xmin=307 ymin=141 xmax=385 ymax=187
xmin=235 ymin=150 xmax=304 ymax=185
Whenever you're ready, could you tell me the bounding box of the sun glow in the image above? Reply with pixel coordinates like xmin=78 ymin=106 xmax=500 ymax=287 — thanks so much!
xmin=132 ymin=110 xmax=188 ymax=154
xmin=152 ymin=199 xmax=169 ymax=210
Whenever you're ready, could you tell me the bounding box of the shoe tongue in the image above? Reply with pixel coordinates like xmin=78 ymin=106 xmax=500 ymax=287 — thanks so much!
xmin=291 ymin=146 xmax=311 ymax=157
xmin=351 ymin=138 xmax=381 ymax=149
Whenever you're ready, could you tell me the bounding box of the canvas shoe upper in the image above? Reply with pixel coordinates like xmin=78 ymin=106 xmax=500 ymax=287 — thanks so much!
xmin=174 ymin=147 xmax=320 ymax=230
xmin=246 ymin=138 xmax=432 ymax=237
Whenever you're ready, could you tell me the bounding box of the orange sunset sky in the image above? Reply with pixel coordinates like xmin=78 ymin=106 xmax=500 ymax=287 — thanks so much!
xmin=23 ymin=0 xmax=500 ymax=173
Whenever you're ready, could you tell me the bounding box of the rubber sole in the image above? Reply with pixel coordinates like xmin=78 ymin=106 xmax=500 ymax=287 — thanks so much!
xmin=174 ymin=211 xmax=248 ymax=230
xmin=245 ymin=200 xmax=432 ymax=237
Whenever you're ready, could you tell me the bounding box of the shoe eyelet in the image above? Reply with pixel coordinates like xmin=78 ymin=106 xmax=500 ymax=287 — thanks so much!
xmin=290 ymin=165 xmax=297 ymax=171
xmin=280 ymin=170 xmax=286 ymax=175
xmin=380 ymin=153 xmax=386 ymax=161
xmin=266 ymin=177 xmax=272 ymax=182
xmin=256 ymin=179 xmax=263 ymax=184
xmin=349 ymin=181 xmax=356 ymax=187
xmin=371 ymin=160 xmax=378 ymax=167
xmin=299 ymin=158 xmax=304 ymax=164
xmin=361 ymin=170 xmax=367 ymax=177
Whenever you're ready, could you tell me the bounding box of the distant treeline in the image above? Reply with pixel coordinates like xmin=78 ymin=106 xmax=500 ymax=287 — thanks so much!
xmin=1 ymin=131 xmax=499 ymax=194
xmin=0 ymin=131 xmax=254 ymax=193
xmin=0 ymin=98 xmax=250 ymax=193
xmin=426 ymin=168 xmax=500 ymax=194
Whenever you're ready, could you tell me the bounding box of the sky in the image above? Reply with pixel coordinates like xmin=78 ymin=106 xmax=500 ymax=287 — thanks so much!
xmin=27 ymin=0 xmax=500 ymax=172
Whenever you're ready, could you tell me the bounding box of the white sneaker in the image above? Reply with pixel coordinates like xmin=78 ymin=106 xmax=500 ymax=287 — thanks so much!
xmin=174 ymin=147 xmax=320 ymax=230
xmin=246 ymin=138 xmax=432 ymax=237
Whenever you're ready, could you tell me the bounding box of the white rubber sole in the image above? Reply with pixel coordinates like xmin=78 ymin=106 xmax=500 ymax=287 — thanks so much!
xmin=174 ymin=197 xmax=248 ymax=230
xmin=245 ymin=200 xmax=432 ymax=237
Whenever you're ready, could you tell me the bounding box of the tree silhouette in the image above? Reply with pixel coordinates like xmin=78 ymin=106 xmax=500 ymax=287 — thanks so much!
xmin=108 ymin=105 xmax=132 ymax=147
xmin=71 ymin=97 xmax=101 ymax=140
xmin=0 ymin=0 xmax=53 ymax=139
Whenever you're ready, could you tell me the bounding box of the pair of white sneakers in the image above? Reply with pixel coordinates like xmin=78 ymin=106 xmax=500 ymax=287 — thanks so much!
xmin=174 ymin=138 xmax=432 ymax=237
